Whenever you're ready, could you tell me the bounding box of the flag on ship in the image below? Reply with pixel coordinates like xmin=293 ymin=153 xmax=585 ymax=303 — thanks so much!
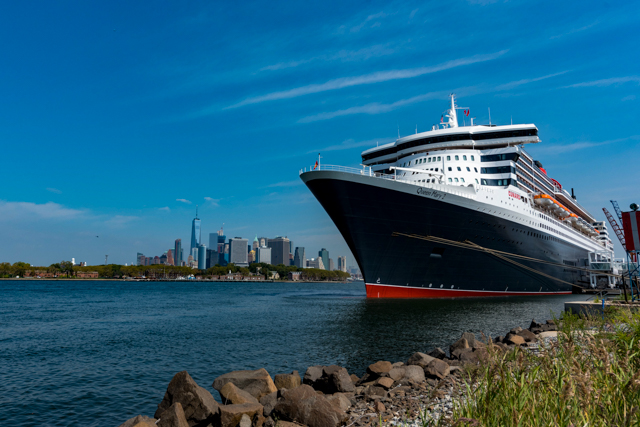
xmin=313 ymin=161 xmax=318 ymax=170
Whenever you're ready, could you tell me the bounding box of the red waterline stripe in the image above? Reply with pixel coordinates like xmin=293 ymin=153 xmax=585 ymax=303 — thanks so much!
xmin=365 ymin=283 xmax=572 ymax=298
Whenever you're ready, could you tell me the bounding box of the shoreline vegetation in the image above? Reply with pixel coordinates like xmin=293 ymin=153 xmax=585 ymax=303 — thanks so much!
xmin=0 ymin=261 xmax=352 ymax=282
xmin=119 ymin=306 xmax=640 ymax=427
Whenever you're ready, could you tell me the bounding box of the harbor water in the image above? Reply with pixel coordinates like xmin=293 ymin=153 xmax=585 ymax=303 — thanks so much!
xmin=0 ymin=280 xmax=589 ymax=426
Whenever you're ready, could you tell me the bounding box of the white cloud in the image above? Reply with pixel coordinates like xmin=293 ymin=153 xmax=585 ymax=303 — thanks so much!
xmin=307 ymin=137 xmax=396 ymax=153
xmin=227 ymin=50 xmax=508 ymax=108
xmin=350 ymin=12 xmax=388 ymax=33
xmin=537 ymin=136 xmax=639 ymax=154
xmin=46 ymin=187 xmax=62 ymax=194
xmin=158 ymin=206 xmax=170 ymax=212
xmin=563 ymin=76 xmax=640 ymax=88
xmin=549 ymin=22 xmax=599 ymax=40
xmin=494 ymin=71 xmax=570 ymax=91
xmin=104 ymin=215 xmax=138 ymax=227
xmin=0 ymin=200 xmax=84 ymax=221
xmin=204 ymin=197 xmax=220 ymax=207
xmin=176 ymin=198 xmax=192 ymax=204
xmin=265 ymin=180 xmax=303 ymax=188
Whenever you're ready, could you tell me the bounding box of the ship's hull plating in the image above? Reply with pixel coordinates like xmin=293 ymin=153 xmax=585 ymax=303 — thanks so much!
xmin=302 ymin=171 xmax=591 ymax=298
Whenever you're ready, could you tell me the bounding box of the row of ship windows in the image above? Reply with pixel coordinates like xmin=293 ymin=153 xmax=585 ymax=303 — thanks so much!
xmin=414 ymin=177 xmax=512 ymax=186
xmin=402 ymin=154 xmax=476 ymax=167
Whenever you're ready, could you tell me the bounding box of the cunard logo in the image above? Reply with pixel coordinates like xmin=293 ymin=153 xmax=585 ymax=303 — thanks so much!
xmin=417 ymin=187 xmax=446 ymax=200
xmin=508 ymin=191 xmax=521 ymax=200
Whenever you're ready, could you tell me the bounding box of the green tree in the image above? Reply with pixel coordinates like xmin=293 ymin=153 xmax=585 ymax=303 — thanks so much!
xmin=59 ymin=261 xmax=73 ymax=278
xmin=0 ymin=262 xmax=11 ymax=278
xmin=11 ymin=262 xmax=30 ymax=278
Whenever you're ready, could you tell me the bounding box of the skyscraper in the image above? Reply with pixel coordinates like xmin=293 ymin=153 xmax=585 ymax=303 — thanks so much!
xmin=175 ymin=239 xmax=182 ymax=266
xmin=252 ymin=235 xmax=259 ymax=251
xmin=337 ymin=256 xmax=347 ymax=272
xmin=318 ymin=248 xmax=329 ymax=272
xmin=217 ymin=226 xmax=227 ymax=266
xmin=293 ymin=247 xmax=305 ymax=268
xmin=329 ymin=258 xmax=334 ymax=271
xmin=197 ymin=244 xmax=207 ymax=269
xmin=137 ymin=253 xmax=145 ymax=266
xmin=167 ymin=249 xmax=174 ymax=266
xmin=229 ymin=237 xmax=249 ymax=267
xmin=190 ymin=207 xmax=201 ymax=253
xmin=256 ymin=246 xmax=271 ymax=264
xmin=267 ymin=237 xmax=290 ymax=266
xmin=209 ymin=233 xmax=218 ymax=250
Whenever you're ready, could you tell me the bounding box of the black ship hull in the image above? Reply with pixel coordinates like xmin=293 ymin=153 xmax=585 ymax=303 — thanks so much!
xmin=301 ymin=171 xmax=593 ymax=298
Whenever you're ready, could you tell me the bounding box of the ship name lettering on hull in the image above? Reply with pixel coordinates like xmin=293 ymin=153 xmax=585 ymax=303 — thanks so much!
xmin=417 ymin=187 xmax=447 ymax=200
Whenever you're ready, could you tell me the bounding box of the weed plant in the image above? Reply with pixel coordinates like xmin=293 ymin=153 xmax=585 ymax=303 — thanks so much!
xmin=450 ymin=308 xmax=640 ymax=427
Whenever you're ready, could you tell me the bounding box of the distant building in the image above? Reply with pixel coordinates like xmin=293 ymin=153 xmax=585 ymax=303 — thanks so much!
xmin=256 ymin=246 xmax=272 ymax=264
xmin=190 ymin=208 xmax=201 ymax=253
xmin=307 ymin=257 xmax=324 ymax=270
xmin=248 ymin=250 xmax=255 ymax=264
xmin=209 ymin=233 xmax=218 ymax=250
xmin=174 ymin=239 xmax=183 ymax=266
xmin=329 ymin=258 xmax=334 ymax=271
xmin=288 ymin=271 xmax=302 ymax=281
xmin=217 ymin=227 xmax=227 ymax=266
xmin=137 ymin=253 xmax=145 ymax=266
xmin=293 ymin=247 xmax=305 ymax=268
xmin=252 ymin=235 xmax=260 ymax=251
xmin=206 ymin=249 xmax=218 ymax=269
xmin=159 ymin=253 xmax=168 ymax=264
xmin=191 ymin=247 xmax=199 ymax=265
xmin=267 ymin=237 xmax=290 ymax=266
xmin=187 ymin=254 xmax=195 ymax=268
xmin=318 ymin=248 xmax=329 ymax=271
xmin=229 ymin=237 xmax=249 ymax=267
xmin=259 ymin=237 xmax=267 ymax=247
xmin=197 ymin=244 xmax=207 ymax=269
xmin=153 ymin=256 xmax=160 ymax=265
xmin=337 ymin=256 xmax=346 ymax=272
xmin=167 ymin=249 xmax=174 ymax=266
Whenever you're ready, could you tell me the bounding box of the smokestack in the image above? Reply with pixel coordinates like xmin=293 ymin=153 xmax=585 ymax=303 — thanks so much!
xmin=571 ymin=188 xmax=576 ymax=200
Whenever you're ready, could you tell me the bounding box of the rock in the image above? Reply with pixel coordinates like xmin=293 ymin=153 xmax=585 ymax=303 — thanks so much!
xmin=449 ymin=338 xmax=469 ymax=358
xmin=274 ymin=371 xmax=301 ymax=390
xmin=132 ymin=422 xmax=156 ymax=427
xmin=451 ymin=347 xmax=473 ymax=360
xmin=530 ymin=327 xmax=543 ymax=334
xmin=494 ymin=336 xmax=505 ymax=344
xmin=118 ymin=415 xmax=158 ymax=427
xmin=495 ymin=342 xmax=509 ymax=352
xmin=303 ymin=366 xmax=324 ymax=385
xmin=219 ymin=402 xmax=264 ymax=427
xmin=461 ymin=332 xmax=477 ymax=348
xmin=538 ymin=331 xmax=558 ymax=339
xmin=546 ymin=319 xmax=556 ymax=325
xmin=326 ymin=366 xmax=355 ymax=393
xmin=155 ymin=371 xmax=220 ymax=427
xmin=366 ymin=361 xmax=393 ymax=377
xmin=391 ymin=362 xmax=404 ymax=368
xmin=326 ymin=393 xmax=351 ymax=412
xmin=253 ymin=413 xmax=265 ymax=427
xmin=510 ymin=326 xmax=523 ymax=335
xmin=449 ymin=366 xmax=463 ymax=375
xmin=220 ymin=382 xmax=260 ymax=405
xmin=213 ymin=369 xmax=278 ymax=401
xmin=375 ymin=377 xmax=394 ymax=390
xmin=273 ymin=384 xmax=347 ymax=427
xmin=473 ymin=348 xmax=489 ymax=363
xmin=401 ymin=365 xmax=425 ymax=383
xmin=424 ymin=359 xmax=450 ymax=379
xmin=406 ymin=352 xmax=435 ymax=368
xmin=516 ymin=329 xmax=538 ymax=343
xmin=375 ymin=401 xmax=386 ymax=413
xmin=349 ymin=374 xmax=359 ymax=384
xmin=529 ymin=319 xmax=543 ymax=329
xmin=259 ymin=391 xmax=279 ymax=417
xmin=157 ymin=402 xmax=189 ymax=427
xmin=239 ymin=414 xmax=251 ymax=427
xmin=387 ymin=367 xmax=405 ymax=381
xmin=505 ymin=333 xmax=525 ymax=346
xmin=275 ymin=422 xmax=303 ymax=427
xmin=427 ymin=348 xmax=447 ymax=359
xmin=364 ymin=386 xmax=387 ymax=399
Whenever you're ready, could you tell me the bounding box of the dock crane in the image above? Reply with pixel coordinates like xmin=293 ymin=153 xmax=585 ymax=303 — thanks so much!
xmin=603 ymin=207 xmax=626 ymax=248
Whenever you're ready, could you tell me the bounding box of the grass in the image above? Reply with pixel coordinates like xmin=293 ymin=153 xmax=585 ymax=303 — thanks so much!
xmin=448 ymin=307 xmax=640 ymax=427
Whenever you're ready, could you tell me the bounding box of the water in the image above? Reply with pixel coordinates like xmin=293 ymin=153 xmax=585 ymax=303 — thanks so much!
xmin=0 ymin=280 xmax=588 ymax=426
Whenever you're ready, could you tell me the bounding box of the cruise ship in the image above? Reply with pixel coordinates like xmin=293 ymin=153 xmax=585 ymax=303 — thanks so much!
xmin=300 ymin=95 xmax=614 ymax=298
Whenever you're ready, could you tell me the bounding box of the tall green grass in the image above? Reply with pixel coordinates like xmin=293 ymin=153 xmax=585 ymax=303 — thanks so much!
xmin=451 ymin=308 xmax=640 ymax=426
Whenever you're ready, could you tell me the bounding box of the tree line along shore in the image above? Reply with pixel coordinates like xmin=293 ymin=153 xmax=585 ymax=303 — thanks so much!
xmin=0 ymin=261 xmax=352 ymax=282
xmin=119 ymin=306 xmax=640 ymax=427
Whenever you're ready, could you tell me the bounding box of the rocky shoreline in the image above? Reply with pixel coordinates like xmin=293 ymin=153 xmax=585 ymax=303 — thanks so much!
xmin=118 ymin=319 xmax=559 ymax=427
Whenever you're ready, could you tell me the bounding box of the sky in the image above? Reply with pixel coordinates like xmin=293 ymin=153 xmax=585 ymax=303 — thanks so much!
xmin=0 ymin=0 xmax=639 ymax=266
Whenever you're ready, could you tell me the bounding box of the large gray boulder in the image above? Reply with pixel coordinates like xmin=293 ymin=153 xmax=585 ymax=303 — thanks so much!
xmin=274 ymin=371 xmax=301 ymax=390
xmin=155 ymin=371 xmax=220 ymax=427
xmin=213 ymin=369 xmax=277 ymax=401
xmin=406 ymin=352 xmax=435 ymax=368
xmin=424 ymin=359 xmax=450 ymax=379
xmin=219 ymin=382 xmax=260 ymax=405
xmin=366 ymin=361 xmax=392 ymax=378
xmin=303 ymin=366 xmax=324 ymax=385
xmin=427 ymin=348 xmax=447 ymax=360
xmin=218 ymin=402 xmax=264 ymax=427
xmin=157 ymin=402 xmax=190 ymax=427
xmin=259 ymin=391 xmax=279 ymax=417
xmin=303 ymin=365 xmax=354 ymax=394
xmin=449 ymin=338 xmax=469 ymax=358
xmin=118 ymin=415 xmax=158 ymax=427
xmin=273 ymin=384 xmax=348 ymax=427
xmin=401 ymin=365 xmax=426 ymax=383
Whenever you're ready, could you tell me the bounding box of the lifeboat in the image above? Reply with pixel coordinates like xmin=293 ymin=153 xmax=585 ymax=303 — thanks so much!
xmin=567 ymin=213 xmax=579 ymax=225
xmin=534 ymin=194 xmax=554 ymax=207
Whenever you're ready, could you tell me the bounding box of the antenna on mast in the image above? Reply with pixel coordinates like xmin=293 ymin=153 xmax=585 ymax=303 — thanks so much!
xmin=195 ymin=205 xmax=199 ymax=219
xmin=488 ymin=108 xmax=491 ymax=125
xmin=397 ymin=123 xmax=400 ymax=138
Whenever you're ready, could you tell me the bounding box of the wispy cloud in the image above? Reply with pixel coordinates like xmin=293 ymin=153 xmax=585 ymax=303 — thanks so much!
xmin=158 ymin=206 xmax=170 ymax=212
xmin=563 ymin=76 xmax=640 ymax=88
xmin=227 ymin=50 xmax=508 ymax=109
xmin=176 ymin=198 xmax=192 ymax=204
xmin=549 ymin=22 xmax=599 ymax=40
xmin=265 ymin=180 xmax=303 ymax=188
xmin=46 ymin=187 xmax=62 ymax=194
xmin=204 ymin=196 xmax=220 ymax=207
xmin=538 ymin=136 xmax=640 ymax=154
xmin=104 ymin=215 xmax=138 ymax=228
xmin=300 ymin=71 xmax=569 ymax=123
xmin=349 ymin=12 xmax=387 ymax=33
xmin=307 ymin=137 xmax=396 ymax=153
xmin=0 ymin=201 xmax=85 ymax=221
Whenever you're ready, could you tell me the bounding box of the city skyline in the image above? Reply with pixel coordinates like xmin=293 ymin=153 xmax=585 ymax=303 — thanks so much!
xmin=0 ymin=1 xmax=638 ymax=265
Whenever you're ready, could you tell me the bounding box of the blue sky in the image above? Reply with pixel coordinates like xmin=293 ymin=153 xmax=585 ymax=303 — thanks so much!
xmin=1 ymin=0 xmax=639 ymax=266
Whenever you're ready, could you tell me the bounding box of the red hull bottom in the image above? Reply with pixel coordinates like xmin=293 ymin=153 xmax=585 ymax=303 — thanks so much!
xmin=365 ymin=283 xmax=572 ymax=298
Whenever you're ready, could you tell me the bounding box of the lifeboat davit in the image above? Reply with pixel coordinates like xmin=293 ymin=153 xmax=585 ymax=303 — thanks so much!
xmin=534 ymin=194 xmax=554 ymax=207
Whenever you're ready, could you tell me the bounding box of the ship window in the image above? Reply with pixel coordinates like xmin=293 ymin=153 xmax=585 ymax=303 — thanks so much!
xmin=437 ymin=156 xmax=441 ymax=161
xmin=448 ymin=178 xmax=452 ymax=182
xmin=428 ymin=158 xmax=431 ymax=163
xmin=461 ymin=178 xmax=465 ymax=182
xmin=455 ymin=155 xmax=459 ymax=160
xmin=475 ymin=179 xmax=479 ymax=184
xmin=471 ymin=155 xmax=475 ymax=161
xmin=463 ymin=155 xmax=467 ymax=160
xmin=447 ymin=156 xmax=451 ymax=161
xmin=466 ymin=167 xmax=471 ymax=172
xmin=448 ymin=167 xmax=452 ymax=171
xmin=474 ymin=167 xmax=478 ymax=172
xmin=457 ymin=167 xmax=461 ymax=171
xmin=454 ymin=178 xmax=459 ymax=182
xmin=435 ymin=168 xmax=439 ymax=172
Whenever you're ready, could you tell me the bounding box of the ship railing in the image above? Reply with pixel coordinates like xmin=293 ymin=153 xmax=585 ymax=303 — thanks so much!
xmin=300 ymin=164 xmax=477 ymax=199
